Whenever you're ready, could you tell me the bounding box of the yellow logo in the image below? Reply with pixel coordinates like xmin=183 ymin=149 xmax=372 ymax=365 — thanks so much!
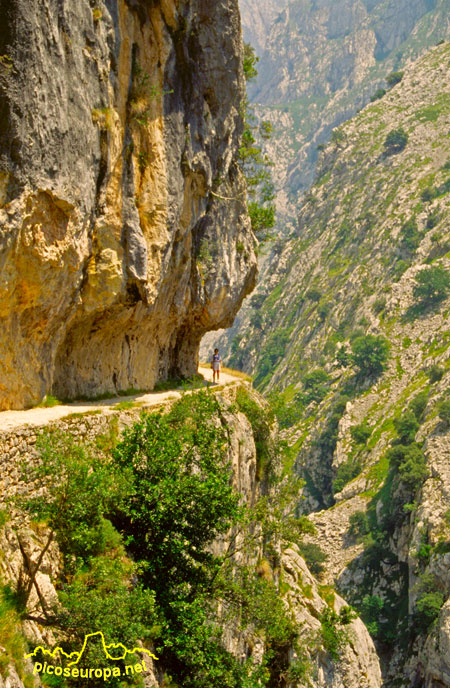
xmin=26 ymin=631 xmax=158 ymax=681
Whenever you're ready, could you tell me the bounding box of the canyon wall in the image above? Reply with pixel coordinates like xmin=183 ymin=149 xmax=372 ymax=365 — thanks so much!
xmin=0 ymin=0 xmax=257 ymax=410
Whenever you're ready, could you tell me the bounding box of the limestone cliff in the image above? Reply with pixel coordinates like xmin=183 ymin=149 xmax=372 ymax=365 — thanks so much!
xmin=0 ymin=0 xmax=257 ymax=410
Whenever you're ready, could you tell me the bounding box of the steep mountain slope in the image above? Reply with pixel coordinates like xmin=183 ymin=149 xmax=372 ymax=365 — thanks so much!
xmin=247 ymin=0 xmax=450 ymax=217
xmin=0 ymin=0 xmax=256 ymax=410
xmin=200 ymin=0 xmax=449 ymax=362
xmin=238 ymin=0 xmax=289 ymax=53
xmin=226 ymin=42 xmax=450 ymax=685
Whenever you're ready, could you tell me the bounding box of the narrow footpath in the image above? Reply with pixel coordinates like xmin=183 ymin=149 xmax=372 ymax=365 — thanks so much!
xmin=0 ymin=367 xmax=244 ymax=432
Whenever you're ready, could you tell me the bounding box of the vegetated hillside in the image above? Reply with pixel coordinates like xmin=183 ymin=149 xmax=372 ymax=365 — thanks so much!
xmin=228 ymin=42 xmax=450 ymax=686
xmin=0 ymin=385 xmax=382 ymax=688
xmin=246 ymin=0 xmax=450 ymax=221
xmin=200 ymin=0 xmax=449 ymax=362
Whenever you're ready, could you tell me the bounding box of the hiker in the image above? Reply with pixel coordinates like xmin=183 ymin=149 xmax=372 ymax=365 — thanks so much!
xmin=211 ymin=348 xmax=221 ymax=383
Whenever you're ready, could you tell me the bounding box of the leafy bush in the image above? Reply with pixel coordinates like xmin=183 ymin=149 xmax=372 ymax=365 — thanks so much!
xmin=320 ymin=606 xmax=355 ymax=661
xmin=413 ymin=266 xmax=450 ymax=308
xmin=414 ymin=591 xmax=445 ymax=632
xmin=317 ymin=300 xmax=331 ymax=321
xmin=297 ymin=542 xmax=328 ymax=576
xmin=386 ymin=71 xmax=404 ymax=86
xmin=336 ymin=346 xmax=351 ymax=367
xmin=333 ymin=456 xmax=362 ymax=494
xmin=387 ymin=441 xmax=428 ymax=491
xmin=300 ymin=369 xmax=330 ymax=404
xmin=350 ymin=422 xmax=372 ymax=445
xmin=426 ymin=211 xmax=440 ymax=229
xmin=421 ymin=186 xmax=438 ymax=203
xmin=24 ymin=431 xmax=124 ymax=565
xmin=409 ymin=391 xmax=428 ymax=422
xmin=306 ymin=288 xmax=321 ymax=302
xmin=393 ymin=410 xmax=419 ymax=444
xmin=384 ymin=128 xmax=408 ymax=154
xmin=400 ymin=218 xmax=422 ymax=252
xmin=398 ymin=445 xmax=428 ymax=490
xmin=243 ymin=42 xmax=259 ymax=81
xmin=427 ymin=364 xmax=444 ymax=383
xmin=348 ymin=511 xmax=370 ymax=537
xmin=438 ymin=399 xmax=450 ymax=427
xmin=373 ymin=297 xmax=386 ymax=315
xmin=370 ymin=88 xmax=386 ymax=102
xmin=360 ymin=595 xmax=384 ymax=638
xmin=351 ymin=335 xmax=390 ymax=378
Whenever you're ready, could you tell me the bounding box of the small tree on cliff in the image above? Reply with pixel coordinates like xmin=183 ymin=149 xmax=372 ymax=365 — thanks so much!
xmin=351 ymin=334 xmax=390 ymax=378
xmin=239 ymin=43 xmax=276 ymax=243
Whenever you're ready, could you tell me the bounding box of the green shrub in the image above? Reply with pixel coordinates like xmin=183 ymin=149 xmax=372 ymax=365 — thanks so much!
xmin=413 ymin=266 xmax=450 ymax=308
xmin=421 ymin=186 xmax=438 ymax=203
xmin=336 ymin=346 xmax=351 ymax=367
xmin=318 ymin=300 xmax=331 ymax=321
xmin=333 ymin=456 xmax=362 ymax=494
xmin=384 ymin=128 xmax=408 ymax=154
xmin=438 ymin=399 xmax=450 ymax=427
xmin=400 ymin=218 xmax=422 ymax=252
xmin=373 ymin=297 xmax=386 ymax=314
xmin=370 ymin=88 xmax=386 ymax=102
xmin=348 ymin=511 xmax=370 ymax=537
xmin=386 ymin=71 xmax=404 ymax=86
xmin=426 ymin=211 xmax=440 ymax=229
xmin=306 ymin=288 xmax=321 ymax=302
xmin=387 ymin=442 xmax=428 ymax=490
xmin=360 ymin=595 xmax=384 ymax=638
xmin=409 ymin=391 xmax=428 ymax=422
xmin=426 ymin=365 xmax=444 ymax=383
xmin=393 ymin=410 xmax=419 ymax=444
xmin=397 ymin=445 xmax=428 ymax=490
xmin=350 ymin=422 xmax=372 ymax=445
xmin=24 ymin=431 xmax=124 ymax=565
xmin=319 ymin=606 xmax=355 ymax=661
xmin=300 ymin=369 xmax=330 ymax=404
xmin=414 ymin=591 xmax=445 ymax=632
xmin=243 ymin=42 xmax=259 ymax=82
xmin=351 ymin=335 xmax=390 ymax=378
xmin=297 ymin=542 xmax=328 ymax=576
xmin=268 ymin=391 xmax=302 ymax=429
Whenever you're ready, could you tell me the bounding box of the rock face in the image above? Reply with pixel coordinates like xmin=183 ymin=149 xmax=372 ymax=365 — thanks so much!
xmin=0 ymin=0 xmax=257 ymax=410
xmin=238 ymin=0 xmax=289 ymax=53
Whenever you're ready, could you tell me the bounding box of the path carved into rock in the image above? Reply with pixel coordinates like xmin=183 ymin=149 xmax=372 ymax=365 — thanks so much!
xmin=0 ymin=367 xmax=243 ymax=432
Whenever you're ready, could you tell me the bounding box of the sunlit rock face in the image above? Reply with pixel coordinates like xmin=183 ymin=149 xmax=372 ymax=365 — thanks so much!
xmin=0 ymin=0 xmax=257 ymax=409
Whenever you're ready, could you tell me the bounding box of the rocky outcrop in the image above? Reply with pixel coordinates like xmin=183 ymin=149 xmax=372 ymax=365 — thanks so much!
xmin=0 ymin=0 xmax=257 ymax=410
